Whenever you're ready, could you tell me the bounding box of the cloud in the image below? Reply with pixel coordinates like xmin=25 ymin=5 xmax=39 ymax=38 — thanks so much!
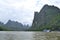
xmin=0 ymin=0 xmax=60 ymax=25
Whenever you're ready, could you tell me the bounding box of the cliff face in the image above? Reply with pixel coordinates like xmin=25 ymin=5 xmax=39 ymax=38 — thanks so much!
xmin=31 ymin=4 xmax=60 ymax=31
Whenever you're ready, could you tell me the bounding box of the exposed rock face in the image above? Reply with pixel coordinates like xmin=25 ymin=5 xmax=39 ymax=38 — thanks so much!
xmin=31 ymin=4 xmax=60 ymax=30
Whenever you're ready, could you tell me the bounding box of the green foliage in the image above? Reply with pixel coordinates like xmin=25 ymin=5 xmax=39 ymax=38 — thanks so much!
xmin=0 ymin=26 xmax=10 ymax=31
xmin=30 ymin=5 xmax=60 ymax=31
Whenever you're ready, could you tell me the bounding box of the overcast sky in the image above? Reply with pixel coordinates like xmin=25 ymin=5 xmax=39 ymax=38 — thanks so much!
xmin=0 ymin=0 xmax=60 ymax=25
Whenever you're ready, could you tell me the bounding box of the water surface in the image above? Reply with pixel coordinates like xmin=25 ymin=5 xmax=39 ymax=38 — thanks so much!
xmin=0 ymin=31 xmax=60 ymax=40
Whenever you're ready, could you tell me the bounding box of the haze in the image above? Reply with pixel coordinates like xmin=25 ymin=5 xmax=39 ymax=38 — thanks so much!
xmin=0 ymin=0 xmax=60 ymax=25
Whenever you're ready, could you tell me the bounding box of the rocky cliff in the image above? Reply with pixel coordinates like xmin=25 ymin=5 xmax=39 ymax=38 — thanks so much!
xmin=31 ymin=4 xmax=60 ymax=31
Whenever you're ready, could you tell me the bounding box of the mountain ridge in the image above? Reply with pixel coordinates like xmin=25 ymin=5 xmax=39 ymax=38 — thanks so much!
xmin=30 ymin=4 xmax=60 ymax=31
xmin=0 ymin=20 xmax=29 ymax=31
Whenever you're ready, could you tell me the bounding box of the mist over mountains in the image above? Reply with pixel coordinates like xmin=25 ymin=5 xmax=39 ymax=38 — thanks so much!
xmin=0 ymin=20 xmax=29 ymax=31
xmin=0 ymin=4 xmax=60 ymax=31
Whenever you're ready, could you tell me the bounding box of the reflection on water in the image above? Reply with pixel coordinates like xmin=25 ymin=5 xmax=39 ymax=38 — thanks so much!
xmin=0 ymin=31 xmax=60 ymax=40
xmin=33 ymin=32 xmax=47 ymax=40
xmin=33 ymin=32 xmax=58 ymax=40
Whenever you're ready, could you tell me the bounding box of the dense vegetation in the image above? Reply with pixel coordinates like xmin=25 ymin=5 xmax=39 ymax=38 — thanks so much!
xmin=0 ymin=26 xmax=10 ymax=31
xmin=0 ymin=4 xmax=60 ymax=31
xmin=0 ymin=20 xmax=29 ymax=31
xmin=29 ymin=4 xmax=60 ymax=31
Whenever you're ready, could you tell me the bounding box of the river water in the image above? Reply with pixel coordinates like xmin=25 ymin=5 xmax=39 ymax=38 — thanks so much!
xmin=0 ymin=31 xmax=60 ymax=40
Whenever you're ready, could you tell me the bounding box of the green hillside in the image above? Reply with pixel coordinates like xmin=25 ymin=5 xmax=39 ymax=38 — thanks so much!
xmin=30 ymin=4 xmax=60 ymax=31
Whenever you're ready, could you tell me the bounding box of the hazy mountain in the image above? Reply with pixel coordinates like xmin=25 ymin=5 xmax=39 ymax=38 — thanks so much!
xmin=0 ymin=22 xmax=4 ymax=26
xmin=0 ymin=20 xmax=29 ymax=31
xmin=30 ymin=4 xmax=60 ymax=31
xmin=4 ymin=20 xmax=29 ymax=31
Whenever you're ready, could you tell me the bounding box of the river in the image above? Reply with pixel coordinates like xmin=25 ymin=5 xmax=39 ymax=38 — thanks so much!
xmin=0 ymin=31 xmax=60 ymax=40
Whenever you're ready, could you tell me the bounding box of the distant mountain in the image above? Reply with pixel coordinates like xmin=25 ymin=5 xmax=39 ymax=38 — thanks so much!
xmin=30 ymin=4 xmax=60 ymax=31
xmin=4 ymin=20 xmax=29 ymax=31
xmin=0 ymin=20 xmax=29 ymax=31
xmin=0 ymin=22 xmax=4 ymax=26
xmin=0 ymin=22 xmax=9 ymax=31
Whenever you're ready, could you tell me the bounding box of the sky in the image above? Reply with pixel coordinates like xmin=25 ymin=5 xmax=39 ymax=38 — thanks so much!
xmin=0 ymin=0 xmax=60 ymax=25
